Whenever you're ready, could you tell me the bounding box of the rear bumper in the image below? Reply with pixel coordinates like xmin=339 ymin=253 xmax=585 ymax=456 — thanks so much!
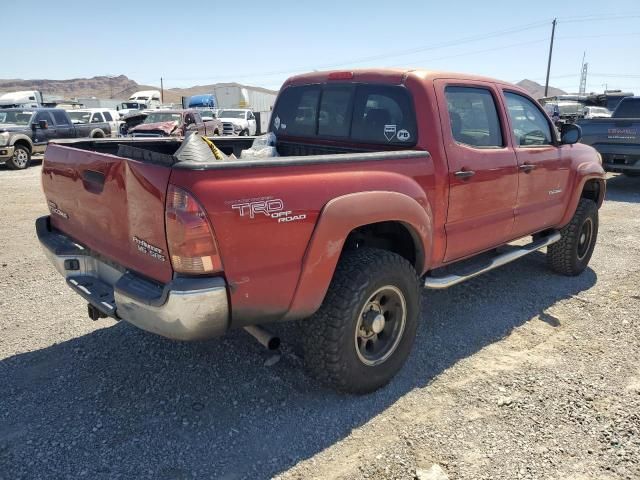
xmin=36 ymin=216 xmax=229 ymax=340
xmin=0 ymin=145 xmax=15 ymax=161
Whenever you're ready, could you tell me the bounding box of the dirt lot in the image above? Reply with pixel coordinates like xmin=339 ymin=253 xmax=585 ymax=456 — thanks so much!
xmin=0 ymin=162 xmax=639 ymax=480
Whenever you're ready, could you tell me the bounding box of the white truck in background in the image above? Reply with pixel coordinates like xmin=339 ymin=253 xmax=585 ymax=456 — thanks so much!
xmin=182 ymin=84 xmax=277 ymax=135
xmin=217 ymin=109 xmax=257 ymax=135
xmin=128 ymin=90 xmax=161 ymax=109
xmin=0 ymin=90 xmax=44 ymax=108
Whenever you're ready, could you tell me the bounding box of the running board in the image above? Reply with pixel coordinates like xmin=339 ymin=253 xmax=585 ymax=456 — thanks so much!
xmin=424 ymin=232 xmax=562 ymax=289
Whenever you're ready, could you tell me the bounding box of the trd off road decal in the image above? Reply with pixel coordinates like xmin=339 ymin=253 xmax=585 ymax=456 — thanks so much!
xmin=231 ymin=198 xmax=306 ymax=223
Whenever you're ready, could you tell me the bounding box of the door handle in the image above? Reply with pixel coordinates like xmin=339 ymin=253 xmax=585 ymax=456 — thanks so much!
xmin=519 ymin=164 xmax=537 ymax=173
xmin=454 ymin=169 xmax=476 ymax=179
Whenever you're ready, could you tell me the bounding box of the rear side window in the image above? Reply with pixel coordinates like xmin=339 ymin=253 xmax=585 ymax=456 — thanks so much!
xmin=445 ymin=86 xmax=503 ymax=148
xmin=103 ymin=111 xmax=113 ymax=121
xmin=91 ymin=112 xmax=104 ymax=123
xmin=271 ymin=83 xmax=417 ymax=145
xmin=51 ymin=110 xmax=70 ymax=125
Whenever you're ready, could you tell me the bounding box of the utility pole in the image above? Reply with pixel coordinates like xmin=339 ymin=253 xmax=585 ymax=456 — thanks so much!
xmin=160 ymin=77 xmax=164 ymax=104
xmin=544 ymin=18 xmax=557 ymax=97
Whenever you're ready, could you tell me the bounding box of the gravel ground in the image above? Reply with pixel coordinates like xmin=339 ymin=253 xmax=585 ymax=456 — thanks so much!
xmin=0 ymin=163 xmax=639 ymax=480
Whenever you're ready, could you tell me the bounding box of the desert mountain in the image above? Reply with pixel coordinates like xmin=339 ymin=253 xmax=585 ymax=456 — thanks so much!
xmin=0 ymin=75 xmax=278 ymax=104
xmin=516 ymin=79 xmax=567 ymax=99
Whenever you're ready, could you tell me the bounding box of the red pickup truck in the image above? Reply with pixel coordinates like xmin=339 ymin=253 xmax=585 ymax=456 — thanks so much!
xmin=37 ymin=69 xmax=605 ymax=393
xmin=127 ymin=109 xmax=222 ymax=137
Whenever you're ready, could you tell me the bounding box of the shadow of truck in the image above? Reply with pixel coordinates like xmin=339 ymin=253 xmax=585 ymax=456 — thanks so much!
xmin=0 ymin=252 xmax=596 ymax=479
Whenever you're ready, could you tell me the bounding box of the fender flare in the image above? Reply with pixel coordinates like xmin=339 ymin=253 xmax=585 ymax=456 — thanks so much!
xmin=9 ymin=134 xmax=33 ymax=151
xmin=559 ymin=162 xmax=606 ymax=227
xmin=284 ymin=191 xmax=433 ymax=320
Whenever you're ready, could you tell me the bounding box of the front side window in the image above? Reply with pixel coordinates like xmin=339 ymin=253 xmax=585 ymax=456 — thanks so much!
xmin=271 ymin=83 xmax=417 ymax=145
xmin=445 ymin=86 xmax=503 ymax=148
xmin=34 ymin=111 xmax=53 ymax=125
xmin=504 ymin=92 xmax=553 ymax=146
xmin=103 ymin=111 xmax=113 ymax=121
xmin=51 ymin=110 xmax=70 ymax=125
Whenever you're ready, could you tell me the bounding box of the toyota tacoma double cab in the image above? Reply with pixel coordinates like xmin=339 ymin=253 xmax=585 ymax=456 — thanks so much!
xmin=37 ymin=69 xmax=605 ymax=393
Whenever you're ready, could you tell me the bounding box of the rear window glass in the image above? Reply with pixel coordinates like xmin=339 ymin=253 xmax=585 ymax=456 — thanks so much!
xmin=351 ymin=86 xmax=415 ymax=144
xmin=271 ymin=83 xmax=417 ymax=145
xmin=318 ymin=86 xmax=353 ymax=137
xmin=614 ymin=98 xmax=640 ymax=118
xmin=273 ymin=85 xmax=320 ymax=137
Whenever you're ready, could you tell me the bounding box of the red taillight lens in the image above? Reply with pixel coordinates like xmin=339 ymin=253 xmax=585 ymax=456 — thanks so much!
xmin=165 ymin=185 xmax=222 ymax=275
xmin=328 ymin=71 xmax=354 ymax=80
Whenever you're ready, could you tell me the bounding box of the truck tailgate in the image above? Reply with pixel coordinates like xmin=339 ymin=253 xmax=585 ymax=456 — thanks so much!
xmin=41 ymin=144 xmax=173 ymax=283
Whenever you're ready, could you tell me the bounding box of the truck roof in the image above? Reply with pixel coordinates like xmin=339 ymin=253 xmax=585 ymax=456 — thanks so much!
xmin=284 ymin=68 xmax=517 ymax=89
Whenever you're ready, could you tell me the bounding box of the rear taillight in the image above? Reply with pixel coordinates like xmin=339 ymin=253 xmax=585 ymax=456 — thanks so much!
xmin=165 ymin=185 xmax=222 ymax=275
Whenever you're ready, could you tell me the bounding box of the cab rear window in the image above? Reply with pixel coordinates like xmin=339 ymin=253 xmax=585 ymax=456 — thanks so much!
xmin=271 ymin=83 xmax=417 ymax=146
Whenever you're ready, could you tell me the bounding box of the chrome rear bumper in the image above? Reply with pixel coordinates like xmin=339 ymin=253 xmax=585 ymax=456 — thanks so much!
xmin=36 ymin=216 xmax=229 ymax=340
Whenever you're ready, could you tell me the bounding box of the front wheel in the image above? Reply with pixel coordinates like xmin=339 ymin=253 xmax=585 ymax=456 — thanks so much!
xmin=547 ymin=198 xmax=598 ymax=276
xmin=240 ymin=129 xmax=249 ymax=136
xmin=301 ymin=248 xmax=420 ymax=394
xmin=6 ymin=145 xmax=31 ymax=170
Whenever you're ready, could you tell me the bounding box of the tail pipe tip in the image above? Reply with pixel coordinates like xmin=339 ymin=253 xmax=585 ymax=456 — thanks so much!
xmin=244 ymin=325 xmax=281 ymax=351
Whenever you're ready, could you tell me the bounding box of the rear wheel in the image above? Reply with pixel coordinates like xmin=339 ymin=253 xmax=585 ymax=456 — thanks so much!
xmin=547 ymin=198 xmax=598 ymax=276
xmin=92 ymin=130 xmax=105 ymax=138
xmin=6 ymin=145 xmax=31 ymax=170
xmin=301 ymin=248 xmax=420 ymax=394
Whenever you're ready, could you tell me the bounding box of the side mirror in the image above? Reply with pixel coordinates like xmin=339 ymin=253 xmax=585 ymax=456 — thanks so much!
xmin=38 ymin=119 xmax=49 ymax=129
xmin=560 ymin=123 xmax=581 ymax=145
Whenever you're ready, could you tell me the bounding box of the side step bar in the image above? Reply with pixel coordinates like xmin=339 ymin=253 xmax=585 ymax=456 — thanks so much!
xmin=424 ymin=232 xmax=561 ymax=290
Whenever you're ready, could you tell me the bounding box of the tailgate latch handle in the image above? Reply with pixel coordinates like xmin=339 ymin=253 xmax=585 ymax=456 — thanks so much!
xmin=82 ymin=170 xmax=106 ymax=194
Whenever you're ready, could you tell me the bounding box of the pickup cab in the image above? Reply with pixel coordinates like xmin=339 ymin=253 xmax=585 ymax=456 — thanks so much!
xmin=0 ymin=107 xmax=110 ymax=169
xmin=66 ymin=108 xmax=121 ymax=138
xmin=128 ymin=109 xmax=219 ymax=137
xmin=37 ymin=69 xmax=605 ymax=393
xmin=577 ymin=96 xmax=640 ymax=176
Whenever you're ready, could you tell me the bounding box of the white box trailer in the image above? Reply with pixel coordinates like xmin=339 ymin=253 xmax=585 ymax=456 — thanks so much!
xmin=183 ymin=84 xmax=278 ymax=134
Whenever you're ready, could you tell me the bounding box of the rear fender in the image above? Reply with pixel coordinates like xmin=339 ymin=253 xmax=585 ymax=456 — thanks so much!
xmin=284 ymin=191 xmax=433 ymax=320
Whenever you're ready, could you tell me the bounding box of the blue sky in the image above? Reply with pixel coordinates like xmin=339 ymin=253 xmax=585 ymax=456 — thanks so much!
xmin=5 ymin=0 xmax=640 ymax=94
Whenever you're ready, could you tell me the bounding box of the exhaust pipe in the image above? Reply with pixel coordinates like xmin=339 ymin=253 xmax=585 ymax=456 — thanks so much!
xmin=244 ymin=325 xmax=280 ymax=351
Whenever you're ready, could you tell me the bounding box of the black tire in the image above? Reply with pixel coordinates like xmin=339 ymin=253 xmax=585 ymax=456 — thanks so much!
xmin=623 ymin=172 xmax=640 ymax=178
xmin=92 ymin=130 xmax=105 ymax=138
xmin=240 ymin=129 xmax=249 ymax=136
xmin=301 ymin=248 xmax=420 ymax=394
xmin=547 ymin=198 xmax=598 ymax=276
xmin=6 ymin=144 xmax=31 ymax=170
